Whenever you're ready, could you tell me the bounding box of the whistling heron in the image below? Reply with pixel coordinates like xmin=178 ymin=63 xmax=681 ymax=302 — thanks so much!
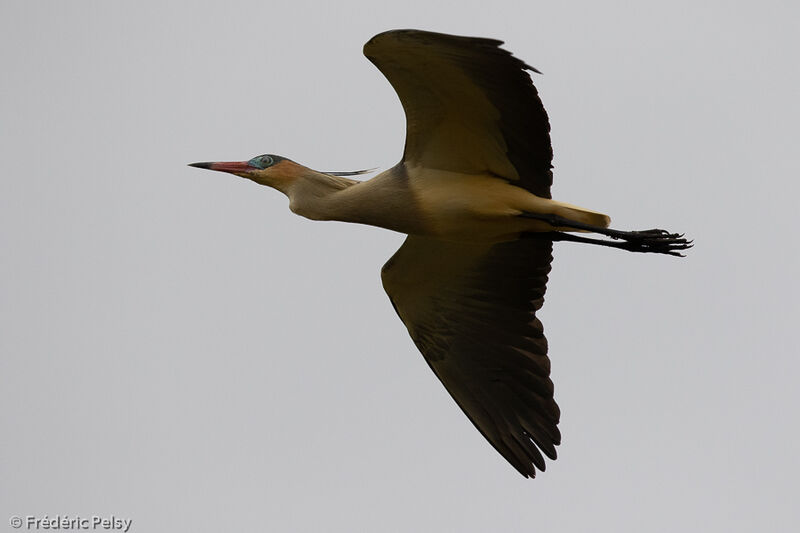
xmin=189 ymin=29 xmax=691 ymax=478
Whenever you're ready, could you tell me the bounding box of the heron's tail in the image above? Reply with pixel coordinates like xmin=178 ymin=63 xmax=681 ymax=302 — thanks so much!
xmin=549 ymin=200 xmax=611 ymax=229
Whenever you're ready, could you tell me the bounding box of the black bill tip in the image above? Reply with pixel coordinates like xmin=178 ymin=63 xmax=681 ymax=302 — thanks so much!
xmin=188 ymin=162 xmax=214 ymax=169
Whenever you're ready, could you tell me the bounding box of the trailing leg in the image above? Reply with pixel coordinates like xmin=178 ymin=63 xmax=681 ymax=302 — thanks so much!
xmin=520 ymin=212 xmax=693 ymax=256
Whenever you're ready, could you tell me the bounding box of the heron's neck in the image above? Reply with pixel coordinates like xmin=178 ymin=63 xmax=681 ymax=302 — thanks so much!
xmin=283 ymin=166 xmax=426 ymax=235
xmin=285 ymin=169 xmax=359 ymax=221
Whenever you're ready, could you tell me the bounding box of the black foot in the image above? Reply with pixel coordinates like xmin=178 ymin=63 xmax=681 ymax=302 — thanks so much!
xmin=610 ymin=228 xmax=693 ymax=256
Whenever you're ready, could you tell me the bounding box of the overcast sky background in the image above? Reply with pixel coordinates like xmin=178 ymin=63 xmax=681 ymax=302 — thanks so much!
xmin=2 ymin=1 xmax=798 ymax=532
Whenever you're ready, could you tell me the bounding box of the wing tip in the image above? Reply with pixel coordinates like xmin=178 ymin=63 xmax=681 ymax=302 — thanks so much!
xmin=365 ymin=29 xmax=544 ymax=74
xmin=364 ymin=28 xmax=506 ymax=58
xmin=323 ymin=167 xmax=379 ymax=177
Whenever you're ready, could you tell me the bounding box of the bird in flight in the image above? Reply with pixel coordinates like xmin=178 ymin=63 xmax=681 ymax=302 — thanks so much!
xmin=190 ymin=29 xmax=691 ymax=478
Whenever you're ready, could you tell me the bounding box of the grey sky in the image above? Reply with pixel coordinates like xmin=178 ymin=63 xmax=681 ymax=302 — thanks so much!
xmin=2 ymin=1 xmax=798 ymax=532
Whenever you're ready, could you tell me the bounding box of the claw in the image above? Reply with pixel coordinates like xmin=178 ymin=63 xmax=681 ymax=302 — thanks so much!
xmin=618 ymin=229 xmax=693 ymax=256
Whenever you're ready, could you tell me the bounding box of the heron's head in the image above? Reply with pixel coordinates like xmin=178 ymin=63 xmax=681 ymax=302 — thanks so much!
xmin=189 ymin=154 xmax=304 ymax=192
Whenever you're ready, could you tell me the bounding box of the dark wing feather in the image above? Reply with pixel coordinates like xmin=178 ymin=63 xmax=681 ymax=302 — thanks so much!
xmin=381 ymin=235 xmax=559 ymax=477
xmin=364 ymin=29 xmax=553 ymax=198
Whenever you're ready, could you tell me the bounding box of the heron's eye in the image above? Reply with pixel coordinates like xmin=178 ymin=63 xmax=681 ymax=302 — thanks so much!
xmin=249 ymin=154 xmax=274 ymax=169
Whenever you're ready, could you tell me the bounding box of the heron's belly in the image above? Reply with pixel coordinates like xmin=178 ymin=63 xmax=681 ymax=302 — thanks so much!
xmin=407 ymin=169 xmax=608 ymax=242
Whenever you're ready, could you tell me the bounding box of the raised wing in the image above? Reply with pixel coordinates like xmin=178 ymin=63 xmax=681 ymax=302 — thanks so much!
xmin=364 ymin=29 xmax=553 ymax=199
xmin=381 ymin=235 xmax=559 ymax=477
